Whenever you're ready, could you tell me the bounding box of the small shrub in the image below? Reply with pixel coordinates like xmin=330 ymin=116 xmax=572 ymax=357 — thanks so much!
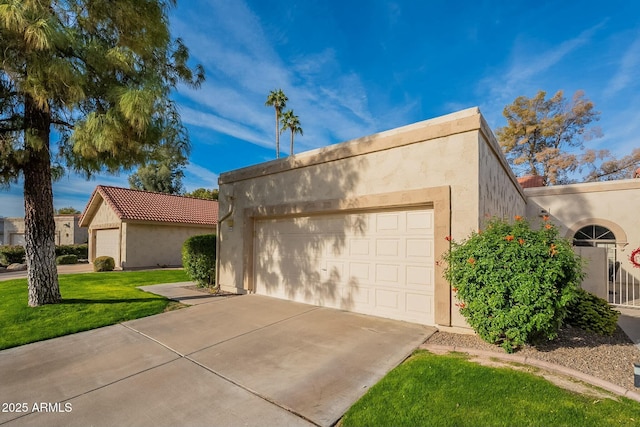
xmin=0 ymin=245 xmax=25 ymax=265
xmin=182 ymin=234 xmax=216 ymax=287
xmin=443 ymin=216 xmax=584 ymax=353
xmin=56 ymin=254 xmax=78 ymax=265
xmin=565 ymin=288 xmax=620 ymax=335
xmin=55 ymin=244 xmax=88 ymax=259
xmin=94 ymin=256 xmax=115 ymax=272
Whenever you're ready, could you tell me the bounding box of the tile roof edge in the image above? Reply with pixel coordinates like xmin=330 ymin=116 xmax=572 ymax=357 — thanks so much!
xmin=96 ymin=185 xmax=126 ymax=219
xmin=96 ymin=185 xmax=219 ymax=203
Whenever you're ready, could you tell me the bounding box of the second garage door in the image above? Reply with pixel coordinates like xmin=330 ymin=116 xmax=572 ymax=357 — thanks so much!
xmin=95 ymin=228 xmax=120 ymax=263
xmin=254 ymin=208 xmax=435 ymax=325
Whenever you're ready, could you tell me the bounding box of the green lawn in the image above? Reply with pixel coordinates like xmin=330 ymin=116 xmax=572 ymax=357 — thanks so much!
xmin=341 ymin=350 xmax=640 ymax=427
xmin=0 ymin=269 xmax=189 ymax=350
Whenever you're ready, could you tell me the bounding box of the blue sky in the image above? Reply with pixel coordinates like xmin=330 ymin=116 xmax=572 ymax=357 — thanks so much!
xmin=1 ymin=0 xmax=639 ymax=217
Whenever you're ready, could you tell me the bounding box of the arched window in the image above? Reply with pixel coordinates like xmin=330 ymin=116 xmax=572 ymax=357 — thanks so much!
xmin=573 ymin=225 xmax=616 ymax=247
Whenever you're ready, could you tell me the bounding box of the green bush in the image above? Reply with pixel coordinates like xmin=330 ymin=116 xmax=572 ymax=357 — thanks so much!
xmin=93 ymin=256 xmax=115 ymax=272
xmin=443 ymin=216 xmax=584 ymax=353
xmin=56 ymin=254 xmax=78 ymax=265
xmin=182 ymin=234 xmax=216 ymax=287
xmin=0 ymin=245 xmax=25 ymax=265
xmin=55 ymin=244 xmax=88 ymax=259
xmin=566 ymin=288 xmax=620 ymax=336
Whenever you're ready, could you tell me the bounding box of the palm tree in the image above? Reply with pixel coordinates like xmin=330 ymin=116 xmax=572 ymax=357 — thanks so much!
xmin=280 ymin=110 xmax=303 ymax=156
xmin=265 ymin=89 xmax=288 ymax=158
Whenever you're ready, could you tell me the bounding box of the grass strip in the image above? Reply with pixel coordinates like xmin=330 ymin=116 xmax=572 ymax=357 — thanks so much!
xmin=341 ymin=350 xmax=640 ymax=427
xmin=0 ymin=270 xmax=189 ymax=350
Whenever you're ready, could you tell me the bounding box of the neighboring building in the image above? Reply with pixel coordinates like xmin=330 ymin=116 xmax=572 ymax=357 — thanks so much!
xmin=1 ymin=215 xmax=88 ymax=246
xmin=216 ymin=107 xmax=640 ymax=329
xmin=525 ymin=179 xmax=640 ymax=305
xmin=80 ymin=186 xmax=219 ymax=269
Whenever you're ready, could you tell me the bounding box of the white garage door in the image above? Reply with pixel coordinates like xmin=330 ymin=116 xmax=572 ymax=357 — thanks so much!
xmin=10 ymin=233 xmax=25 ymax=246
xmin=95 ymin=229 xmax=120 ymax=262
xmin=254 ymin=208 xmax=435 ymax=325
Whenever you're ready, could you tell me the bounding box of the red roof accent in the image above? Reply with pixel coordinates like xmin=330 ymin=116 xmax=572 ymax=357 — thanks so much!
xmin=83 ymin=186 xmax=218 ymax=226
xmin=517 ymin=175 xmax=545 ymax=189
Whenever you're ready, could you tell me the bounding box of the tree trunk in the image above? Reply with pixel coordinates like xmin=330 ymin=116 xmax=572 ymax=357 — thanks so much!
xmin=23 ymin=95 xmax=61 ymax=307
xmin=290 ymin=130 xmax=294 ymax=156
xmin=275 ymin=110 xmax=280 ymax=159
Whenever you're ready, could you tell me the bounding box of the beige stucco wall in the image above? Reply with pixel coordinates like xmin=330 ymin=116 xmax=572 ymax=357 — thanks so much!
xmin=121 ymin=222 xmax=215 ymax=269
xmin=525 ymin=179 xmax=640 ymax=295
xmin=218 ymin=108 xmax=523 ymax=328
xmin=3 ymin=217 xmax=25 ymax=245
xmin=53 ymin=215 xmax=88 ymax=245
xmin=89 ymin=200 xmax=121 ymax=227
xmin=2 ymin=216 xmax=87 ymax=246
xmin=477 ymin=121 xmax=527 ymax=223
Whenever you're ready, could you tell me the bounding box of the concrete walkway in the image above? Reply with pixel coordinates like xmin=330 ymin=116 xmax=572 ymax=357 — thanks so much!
xmin=0 ymin=263 xmax=94 ymax=281
xmin=0 ymin=294 xmax=434 ymax=427
xmin=618 ymin=307 xmax=640 ymax=349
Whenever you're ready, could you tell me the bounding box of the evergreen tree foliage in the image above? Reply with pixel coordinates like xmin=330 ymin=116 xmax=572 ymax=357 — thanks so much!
xmin=0 ymin=0 xmax=203 ymax=305
xmin=183 ymin=188 xmax=218 ymax=200
xmin=128 ymin=162 xmax=185 ymax=194
xmin=56 ymin=206 xmax=81 ymax=214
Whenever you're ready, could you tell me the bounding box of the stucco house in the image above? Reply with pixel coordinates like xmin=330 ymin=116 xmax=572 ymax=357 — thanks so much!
xmin=80 ymin=186 xmax=218 ymax=270
xmin=1 ymin=215 xmax=87 ymax=246
xmin=525 ymin=179 xmax=640 ymax=305
xmin=215 ymin=107 xmax=640 ymax=330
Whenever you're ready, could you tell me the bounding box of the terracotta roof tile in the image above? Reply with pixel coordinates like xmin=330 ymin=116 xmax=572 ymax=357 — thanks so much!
xmin=89 ymin=186 xmax=218 ymax=225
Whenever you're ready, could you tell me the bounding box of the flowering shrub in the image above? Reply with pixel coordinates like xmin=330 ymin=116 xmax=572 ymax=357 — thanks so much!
xmin=443 ymin=216 xmax=584 ymax=353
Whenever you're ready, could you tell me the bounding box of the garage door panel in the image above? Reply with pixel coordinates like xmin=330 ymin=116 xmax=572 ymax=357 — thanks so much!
xmin=406 ymin=238 xmax=431 ymax=259
xmin=349 ymin=262 xmax=371 ymax=281
xmin=407 ymin=211 xmax=433 ymax=232
xmin=376 ymin=239 xmax=399 ymax=257
xmin=406 ymin=265 xmax=431 ymax=287
xmin=343 ymin=286 xmax=370 ymax=306
xmin=375 ymin=263 xmax=400 ymax=283
xmin=406 ymin=293 xmax=433 ymax=320
xmin=375 ymin=213 xmax=400 ymax=231
xmin=375 ymin=289 xmax=400 ymax=310
xmin=348 ymin=238 xmax=370 ymax=256
xmin=254 ymin=208 xmax=435 ymax=325
xmin=95 ymin=229 xmax=119 ymax=261
xmin=10 ymin=233 xmax=25 ymax=246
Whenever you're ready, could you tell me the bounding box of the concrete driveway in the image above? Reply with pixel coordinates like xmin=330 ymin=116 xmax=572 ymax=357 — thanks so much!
xmin=0 ymin=294 xmax=434 ymax=427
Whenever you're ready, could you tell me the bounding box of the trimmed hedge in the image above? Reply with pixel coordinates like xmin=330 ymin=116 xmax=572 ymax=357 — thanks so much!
xmin=1 ymin=244 xmax=88 ymax=265
xmin=56 ymin=254 xmax=78 ymax=265
xmin=182 ymin=234 xmax=216 ymax=287
xmin=94 ymin=256 xmax=115 ymax=272
xmin=0 ymin=245 xmax=25 ymax=265
xmin=566 ymin=288 xmax=620 ymax=336
xmin=55 ymin=244 xmax=88 ymax=259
